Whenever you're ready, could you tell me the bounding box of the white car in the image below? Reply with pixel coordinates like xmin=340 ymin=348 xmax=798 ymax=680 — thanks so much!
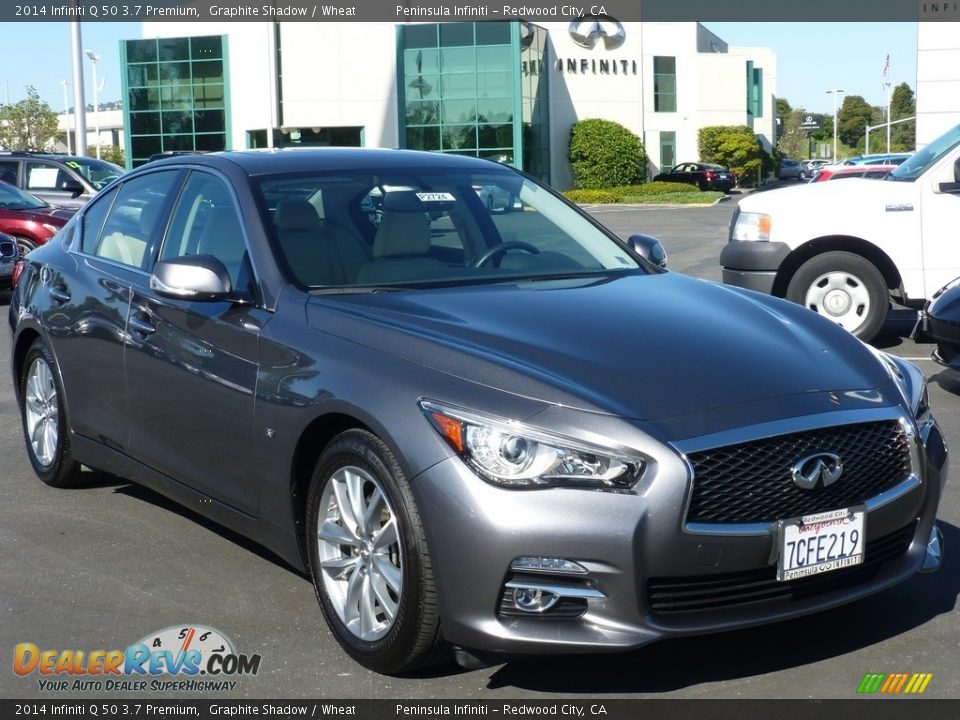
xmin=473 ymin=184 xmax=515 ymax=212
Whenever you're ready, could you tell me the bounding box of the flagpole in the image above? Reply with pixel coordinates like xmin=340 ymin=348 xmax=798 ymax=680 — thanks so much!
xmin=883 ymin=54 xmax=891 ymax=152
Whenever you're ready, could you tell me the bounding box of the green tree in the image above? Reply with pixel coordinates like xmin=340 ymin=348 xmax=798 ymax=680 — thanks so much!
xmin=776 ymin=97 xmax=793 ymax=119
xmin=699 ymin=125 xmax=763 ymax=186
xmin=837 ymin=95 xmax=875 ymax=149
xmin=889 ymin=82 xmax=916 ymax=150
xmin=0 ymin=86 xmax=59 ymax=151
xmin=568 ymin=119 xmax=648 ymax=188
xmin=88 ymin=145 xmax=125 ymax=166
xmin=777 ymin=110 xmax=812 ymax=160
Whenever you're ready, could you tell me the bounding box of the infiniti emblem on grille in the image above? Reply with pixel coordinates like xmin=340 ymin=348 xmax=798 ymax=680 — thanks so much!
xmin=791 ymin=453 xmax=843 ymax=490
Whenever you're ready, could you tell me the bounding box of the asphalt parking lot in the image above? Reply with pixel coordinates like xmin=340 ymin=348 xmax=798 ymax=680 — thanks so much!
xmin=2 ymin=197 xmax=958 ymax=700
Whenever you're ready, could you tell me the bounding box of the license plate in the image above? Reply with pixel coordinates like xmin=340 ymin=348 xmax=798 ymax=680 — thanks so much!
xmin=777 ymin=507 xmax=865 ymax=581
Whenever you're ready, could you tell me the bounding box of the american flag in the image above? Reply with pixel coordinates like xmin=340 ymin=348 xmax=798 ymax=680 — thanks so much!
xmin=883 ymin=54 xmax=890 ymax=79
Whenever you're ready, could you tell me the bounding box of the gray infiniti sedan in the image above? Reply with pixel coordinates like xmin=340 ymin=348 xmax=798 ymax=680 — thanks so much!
xmin=8 ymin=149 xmax=947 ymax=675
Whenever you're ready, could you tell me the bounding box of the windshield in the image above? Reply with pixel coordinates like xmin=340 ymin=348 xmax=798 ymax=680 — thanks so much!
xmin=58 ymin=156 xmax=126 ymax=190
xmin=256 ymin=167 xmax=642 ymax=289
xmin=0 ymin=180 xmax=48 ymax=210
xmin=889 ymin=124 xmax=960 ymax=182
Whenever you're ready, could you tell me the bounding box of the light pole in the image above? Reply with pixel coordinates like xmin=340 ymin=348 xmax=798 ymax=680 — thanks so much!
xmin=61 ymin=80 xmax=72 ymax=154
xmin=85 ymin=50 xmax=102 ymax=159
xmin=826 ymin=88 xmax=845 ymax=163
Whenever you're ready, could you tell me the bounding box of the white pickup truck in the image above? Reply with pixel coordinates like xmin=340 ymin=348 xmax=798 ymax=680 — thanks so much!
xmin=721 ymin=123 xmax=960 ymax=342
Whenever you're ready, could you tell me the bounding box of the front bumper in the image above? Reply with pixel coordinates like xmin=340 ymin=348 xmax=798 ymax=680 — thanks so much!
xmin=720 ymin=241 xmax=792 ymax=295
xmin=412 ymin=410 xmax=947 ymax=657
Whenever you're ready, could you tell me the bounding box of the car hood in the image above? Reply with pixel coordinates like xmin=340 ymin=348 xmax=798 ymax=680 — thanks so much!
xmin=3 ymin=206 xmax=74 ymax=224
xmin=307 ymin=272 xmax=894 ymax=422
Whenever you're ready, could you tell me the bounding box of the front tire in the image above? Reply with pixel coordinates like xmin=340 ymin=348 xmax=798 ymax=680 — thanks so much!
xmin=306 ymin=430 xmax=445 ymax=674
xmin=786 ymin=251 xmax=888 ymax=342
xmin=19 ymin=339 xmax=81 ymax=487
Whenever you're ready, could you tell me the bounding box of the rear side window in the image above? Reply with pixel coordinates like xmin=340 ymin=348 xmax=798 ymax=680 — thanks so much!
xmin=25 ymin=161 xmax=73 ymax=191
xmin=80 ymin=186 xmax=119 ymax=254
xmin=87 ymin=171 xmax=179 ymax=269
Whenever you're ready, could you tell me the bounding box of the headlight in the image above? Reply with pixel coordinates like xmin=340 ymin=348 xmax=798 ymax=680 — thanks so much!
xmin=730 ymin=212 xmax=771 ymax=242
xmin=419 ymin=400 xmax=645 ymax=489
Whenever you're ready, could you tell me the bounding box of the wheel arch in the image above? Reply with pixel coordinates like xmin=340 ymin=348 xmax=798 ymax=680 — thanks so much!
xmin=772 ymin=236 xmax=902 ymax=299
xmin=12 ymin=327 xmax=43 ymax=402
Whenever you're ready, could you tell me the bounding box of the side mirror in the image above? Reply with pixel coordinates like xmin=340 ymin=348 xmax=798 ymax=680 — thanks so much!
xmin=60 ymin=179 xmax=84 ymax=198
xmin=627 ymin=234 xmax=668 ymax=269
xmin=943 ymin=157 xmax=960 ymax=193
xmin=150 ymin=255 xmax=233 ymax=301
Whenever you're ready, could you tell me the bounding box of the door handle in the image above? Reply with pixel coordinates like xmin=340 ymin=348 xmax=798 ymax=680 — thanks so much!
xmin=129 ymin=314 xmax=156 ymax=335
xmin=49 ymin=287 xmax=71 ymax=303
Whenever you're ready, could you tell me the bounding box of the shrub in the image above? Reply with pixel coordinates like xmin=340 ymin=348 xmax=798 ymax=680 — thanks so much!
xmin=620 ymin=181 xmax=700 ymax=196
xmin=698 ymin=125 xmax=762 ymax=186
xmin=568 ymin=119 xmax=648 ymax=189
xmin=563 ymin=188 xmax=621 ymax=204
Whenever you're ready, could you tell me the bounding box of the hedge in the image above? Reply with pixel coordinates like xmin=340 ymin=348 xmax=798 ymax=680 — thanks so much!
xmin=568 ymin=119 xmax=648 ymax=189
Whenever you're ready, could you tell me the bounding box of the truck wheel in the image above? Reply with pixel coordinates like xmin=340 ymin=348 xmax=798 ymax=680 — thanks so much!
xmin=786 ymin=252 xmax=888 ymax=342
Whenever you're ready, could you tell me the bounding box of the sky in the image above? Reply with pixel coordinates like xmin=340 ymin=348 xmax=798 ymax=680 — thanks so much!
xmin=0 ymin=21 xmax=919 ymax=115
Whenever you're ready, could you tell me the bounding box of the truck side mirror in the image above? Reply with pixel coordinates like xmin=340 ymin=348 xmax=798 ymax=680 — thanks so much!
xmin=937 ymin=158 xmax=960 ymax=194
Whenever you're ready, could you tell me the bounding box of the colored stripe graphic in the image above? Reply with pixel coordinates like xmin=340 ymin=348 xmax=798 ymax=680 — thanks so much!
xmin=858 ymin=672 xmax=933 ymax=694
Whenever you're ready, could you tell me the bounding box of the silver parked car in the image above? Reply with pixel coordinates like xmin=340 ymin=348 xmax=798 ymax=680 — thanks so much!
xmin=9 ymin=148 xmax=947 ymax=675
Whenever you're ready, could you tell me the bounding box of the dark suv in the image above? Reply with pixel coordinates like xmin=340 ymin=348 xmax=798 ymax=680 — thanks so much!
xmin=0 ymin=152 xmax=125 ymax=209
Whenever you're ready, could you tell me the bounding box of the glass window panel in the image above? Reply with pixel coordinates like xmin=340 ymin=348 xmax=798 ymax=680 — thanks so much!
xmin=402 ymin=24 xmax=437 ymax=50
xmin=440 ymin=23 xmax=473 ymax=48
xmin=441 ymin=125 xmax=476 ymax=150
xmin=404 ymin=48 xmax=439 ymax=77
xmin=190 ymin=36 xmax=222 ymax=60
xmin=126 ymin=64 xmax=158 ymax=88
xmin=477 ymin=72 xmax=511 ymax=97
xmin=478 ymin=149 xmax=513 ymax=163
xmin=440 ymin=73 xmax=476 ymax=99
xmin=440 ymin=47 xmax=475 ymax=73
xmin=193 ymin=85 xmax=225 ymax=108
xmin=161 ymin=111 xmax=193 ymax=134
xmin=194 ymin=109 xmax=225 ymax=134
xmin=405 ymin=126 xmax=440 ymax=151
xmin=654 ymin=56 xmax=676 ymax=74
xmin=126 ymin=39 xmax=157 ymax=63
xmin=475 ymin=22 xmax=510 ymax=46
xmin=476 ymin=46 xmax=511 ymax=72
xmin=656 ymin=75 xmax=676 ymax=95
xmin=192 ymin=60 xmax=224 ymax=85
xmin=476 ymin=96 xmax=512 ymax=124
xmin=129 ymin=87 xmax=160 ymax=112
xmin=130 ymin=112 xmax=161 ymax=135
xmin=160 ymin=84 xmax=193 ymax=110
xmin=405 ymin=75 xmax=439 ymax=100
xmin=405 ymin=100 xmax=439 ymax=126
xmin=158 ymin=38 xmax=189 ymax=62
xmin=442 ymin=100 xmax=477 ymax=124
xmin=195 ymin=134 xmax=227 ymax=151
xmin=162 ymin=134 xmax=195 ymax=152
xmin=478 ymin=124 xmax=512 ymax=149
xmin=131 ymin=136 xmax=162 ymax=162
xmin=158 ymin=62 xmax=191 ymax=84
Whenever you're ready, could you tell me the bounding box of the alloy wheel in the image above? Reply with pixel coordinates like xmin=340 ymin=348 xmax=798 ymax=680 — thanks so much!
xmin=24 ymin=357 xmax=60 ymax=467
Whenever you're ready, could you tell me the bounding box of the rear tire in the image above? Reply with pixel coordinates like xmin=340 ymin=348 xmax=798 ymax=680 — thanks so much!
xmin=305 ymin=429 xmax=446 ymax=674
xmin=19 ymin=339 xmax=81 ymax=487
xmin=14 ymin=236 xmax=36 ymax=258
xmin=786 ymin=252 xmax=888 ymax=342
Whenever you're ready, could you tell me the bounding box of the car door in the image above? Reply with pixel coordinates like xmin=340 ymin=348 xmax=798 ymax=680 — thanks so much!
xmin=53 ymin=169 xmax=181 ymax=448
xmin=124 ymin=170 xmax=264 ymax=516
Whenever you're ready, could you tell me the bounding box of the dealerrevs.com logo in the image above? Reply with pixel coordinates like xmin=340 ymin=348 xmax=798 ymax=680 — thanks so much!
xmin=14 ymin=625 xmax=262 ymax=692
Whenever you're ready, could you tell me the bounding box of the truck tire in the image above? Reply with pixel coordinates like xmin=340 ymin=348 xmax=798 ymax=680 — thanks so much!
xmin=786 ymin=251 xmax=888 ymax=342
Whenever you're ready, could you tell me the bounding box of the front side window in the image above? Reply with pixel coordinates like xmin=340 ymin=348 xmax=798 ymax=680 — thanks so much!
xmin=654 ymin=57 xmax=677 ymax=113
xmin=160 ymin=172 xmax=252 ymax=296
xmin=257 ymin=167 xmax=642 ymax=289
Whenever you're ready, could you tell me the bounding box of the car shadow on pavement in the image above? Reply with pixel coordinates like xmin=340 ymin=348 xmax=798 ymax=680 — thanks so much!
xmin=872 ymin=308 xmax=920 ymax=350
xmin=487 ymin=522 xmax=960 ymax=693
xmin=108 ymin=477 xmax=309 ymax=577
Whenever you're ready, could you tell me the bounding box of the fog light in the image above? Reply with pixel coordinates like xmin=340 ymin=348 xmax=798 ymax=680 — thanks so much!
xmin=512 ymin=587 xmax=560 ymax=613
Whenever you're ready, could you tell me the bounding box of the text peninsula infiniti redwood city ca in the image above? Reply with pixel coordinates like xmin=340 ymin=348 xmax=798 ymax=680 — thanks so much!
xmin=9 ymin=148 xmax=947 ymax=674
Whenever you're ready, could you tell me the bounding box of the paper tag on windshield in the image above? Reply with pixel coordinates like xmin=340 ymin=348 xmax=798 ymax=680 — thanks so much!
xmin=416 ymin=192 xmax=456 ymax=202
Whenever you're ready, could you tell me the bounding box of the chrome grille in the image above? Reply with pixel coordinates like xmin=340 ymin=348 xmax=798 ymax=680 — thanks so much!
xmin=686 ymin=421 xmax=911 ymax=524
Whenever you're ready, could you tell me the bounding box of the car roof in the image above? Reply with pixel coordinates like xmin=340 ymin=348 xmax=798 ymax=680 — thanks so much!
xmin=141 ymin=148 xmax=512 ymax=176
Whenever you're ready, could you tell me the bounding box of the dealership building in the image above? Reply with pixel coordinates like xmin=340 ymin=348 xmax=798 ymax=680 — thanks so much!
xmin=121 ymin=20 xmax=776 ymax=188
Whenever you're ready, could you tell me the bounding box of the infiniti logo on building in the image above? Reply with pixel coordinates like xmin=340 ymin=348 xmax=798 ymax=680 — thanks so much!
xmin=792 ymin=453 xmax=844 ymax=490
xmin=569 ymin=16 xmax=626 ymax=50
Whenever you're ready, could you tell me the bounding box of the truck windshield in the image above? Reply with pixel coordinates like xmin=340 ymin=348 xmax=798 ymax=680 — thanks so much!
xmin=888 ymin=124 xmax=960 ymax=182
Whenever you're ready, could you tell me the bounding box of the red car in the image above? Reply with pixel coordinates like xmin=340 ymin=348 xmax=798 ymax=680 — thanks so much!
xmin=810 ymin=164 xmax=897 ymax=182
xmin=0 ymin=181 xmax=74 ymax=256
